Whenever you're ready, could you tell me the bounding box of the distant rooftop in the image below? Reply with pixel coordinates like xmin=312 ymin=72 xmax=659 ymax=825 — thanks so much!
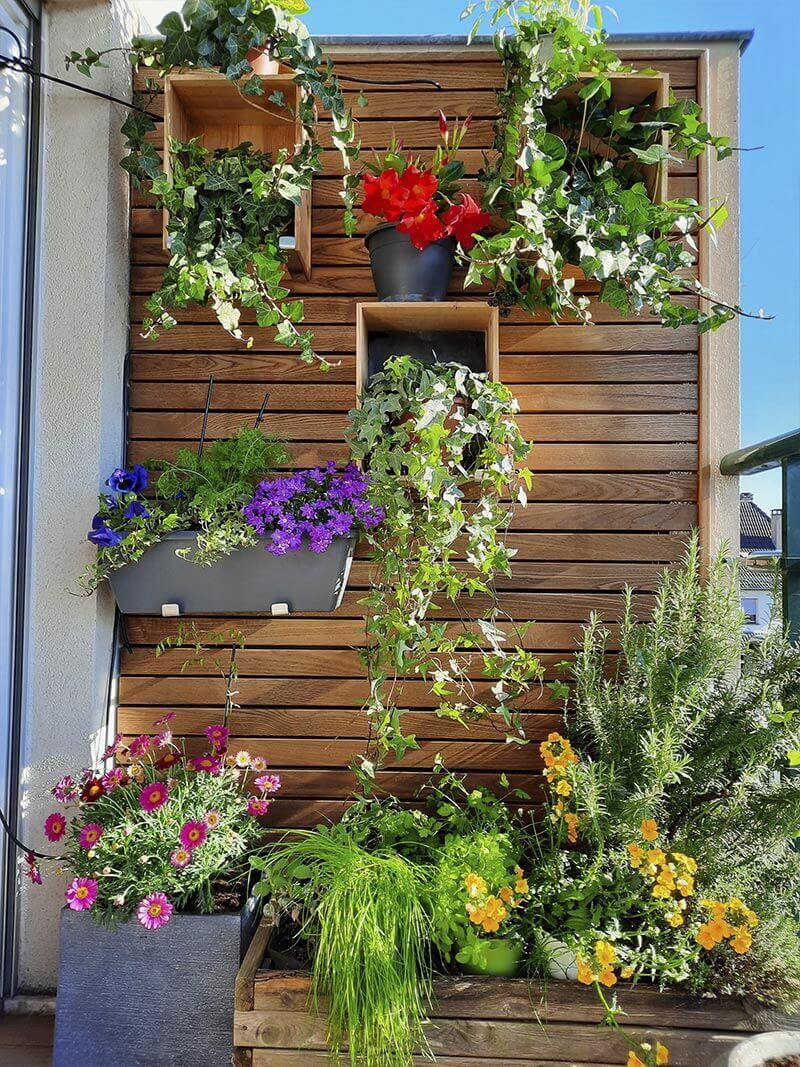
xmin=740 ymin=492 xmax=779 ymax=553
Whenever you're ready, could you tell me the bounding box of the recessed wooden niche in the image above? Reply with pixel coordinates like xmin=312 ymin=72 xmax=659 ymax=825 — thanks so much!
xmin=553 ymin=71 xmax=670 ymax=204
xmin=355 ymin=302 xmax=500 ymax=397
xmin=162 ymin=70 xmax=311 ymax=277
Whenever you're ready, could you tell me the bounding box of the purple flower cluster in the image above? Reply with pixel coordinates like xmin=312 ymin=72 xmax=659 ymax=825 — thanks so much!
xmin=242 ymin=462 xmax=384 ymax=556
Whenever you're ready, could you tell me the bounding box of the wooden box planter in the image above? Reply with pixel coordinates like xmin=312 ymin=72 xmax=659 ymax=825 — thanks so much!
xmin=163 ymin=70 xmax=311 ymax=276
xmin=54 ymin=901 xmax=260 ymax=1067
xmin=233 ymin=921 xmax=800 ymax=1067
xmin=108 ymin=531 xmax=356 ymax=616
xmin=552 ymin=70 xmax=671 ymax=204
xmin=356 ymin=302 xmax=500 ymax=395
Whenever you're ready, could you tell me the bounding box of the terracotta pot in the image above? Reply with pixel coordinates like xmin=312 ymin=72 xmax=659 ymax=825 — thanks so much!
xmin=246 ymin=47 xmax=281 ymax=78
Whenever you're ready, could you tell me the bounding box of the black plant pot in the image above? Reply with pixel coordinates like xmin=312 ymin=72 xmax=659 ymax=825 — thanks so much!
xmin=53 ymin=900 xmax=260 ymax=1067
xmin=365 ymin=222 xmax=456 ymax=301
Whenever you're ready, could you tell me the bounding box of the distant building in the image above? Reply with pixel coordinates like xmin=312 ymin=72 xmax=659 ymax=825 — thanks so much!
xmin=739 ymin=492 xmax=781 ymax=635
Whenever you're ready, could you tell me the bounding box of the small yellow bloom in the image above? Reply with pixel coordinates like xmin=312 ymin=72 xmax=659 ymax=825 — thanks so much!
xmin=656 ymin=1042 xmax=670 ymax=1065
xmin=695 ymin=923 xmax=718 ymax=951
xmin=598 ymin=968 xmax=617 ymax=988
xmin=627 ymin=1054 xmax=646 ymax=1067
xmin=464 ymin=872 xmax=487 ymax=899
xmin=555 ymin=778 xmax=572 ymax=797
xmin=620 ymin=964 xmax=635 ymax=979
xmin=564 ymin=813 xmax=579 ymax=843
xmin=651 ymin=884 xmax=672 ymax=900
xmin=627 ymin=842 xmax=645 ymax=868
xmin=647 ymin=848 xmax=667 ymax=867
xmin=730 ymin=928 xmax=752 ymax=955
xmin=641 ymin=819 xmax=659 ymax=842
xmin=594 ymin=940 xmax=616 ymax=968
xmin=707 ymin=917 xmax=733 ymax=943
xmin=576 ymin=958 xmax=594 ymax=986
xmin=499 ymin=885 xmax=514 ymax=904
xmin=666 ymin=911 xmax=684 ymax=928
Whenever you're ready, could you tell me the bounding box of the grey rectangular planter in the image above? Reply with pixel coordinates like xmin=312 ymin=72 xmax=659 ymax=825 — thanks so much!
xmin=108 ymin=530 xmax=356 ymax=615
xmin=54 ymin=900 xmax=260 ymax=1066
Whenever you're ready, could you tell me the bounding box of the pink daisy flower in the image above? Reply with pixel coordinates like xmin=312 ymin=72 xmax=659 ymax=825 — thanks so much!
xmin=188 ymin=754 xmax=221 ymax=775
xmin=44 ymin=812 xmax=67 ymax=842
xmin=139 ymin=781 xmax=169 ymax=812
xmin=154 ymin=712 xmax=176 ymax=727
xmin=170 ymin=848 xmax=192 ymax=869
xmin=23 ymin=852 xmax=42 ymax=885
xmin=251 ymin=756 xmax=268 ymax=773
xmin=52 ymin=776 xmax=77 ymax=804
xmin=204 ymin=725 xmax=229 ymax=751
xmin=136 ymin=892 xmax=173 ymax=930
xmin=65 ymin=877 xmax=98 ymax=911
xmin=79 ymin=823 xmax=103 ymax=849
xmin=254 ymin=774 xmax=281 ymax=795
xmin=247 ymin=798 xmax=272 ymax=817
xmin=204 ymin=810 xmax=221 ymax=830
xmin=154 ymin=730 xmax=173 ymax=748
xmin=100 ymin=733 xmax=124 ymax=761
xmin=101 ymin=767 xmax=127 ymax=791
xmin=129 ymin=734 xmax=152 ymax=757
xmin=179 ymin=820 xmax=207 ymax=851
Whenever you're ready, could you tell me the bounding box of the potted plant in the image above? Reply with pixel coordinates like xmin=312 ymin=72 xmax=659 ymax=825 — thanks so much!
xmin=711 ymin=1032 xmax=800 ymax=1067
xmin=79 ymin=437 xmax=384 ymax=613
xmin=361 ymin=115 xmax=491 ymax=301
xmin=31 ymin=721 xmax=280 ymax=1066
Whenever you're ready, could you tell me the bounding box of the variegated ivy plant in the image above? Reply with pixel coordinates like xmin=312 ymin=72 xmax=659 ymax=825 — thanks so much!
xmin=67 ymin=0 xmax=359 ymax=361
xmin=461 ymin=0 xmax=768 ymax=333
xmin=346 ymin=356 xmax=544 ymax=768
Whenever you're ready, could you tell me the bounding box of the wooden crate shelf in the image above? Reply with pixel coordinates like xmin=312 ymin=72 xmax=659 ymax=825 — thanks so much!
xmin=233 ymin=921 xmax=800 ymax=1067
xmin=355 ymin=302 xmax=500 ymax=396
xmin=163 ymin=70 xmax=311 ymax=276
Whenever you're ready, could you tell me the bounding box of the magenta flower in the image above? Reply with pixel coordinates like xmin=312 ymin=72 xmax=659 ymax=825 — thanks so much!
xmin=44 ymin=812 xmax=67 ymax=842
xmin=254 ymin=773 xmax=281 ymax=795
xmin=79 ymin=823 xmax=103 ymax=850
xmin=136 ymin=892 xmax=173 ymax=930
xmin=101 ymin=733 xmax=124 ymax=761
xmin=129 ymin=734 xmax=152 ymax=757
xmin=179 ymin=820 xmax=207 ymax=851
xmin=170 ymin=848 xmax=192 ymax=869
xmin=154 ymin=730 xmax=173 ymax=748
xmin=65 ymin=877 xmax=98 ymax=911
xmin=247 ymin=798 xmax=272 ymax=817
xmin=139 ymin=782 xmax=169 ymax=812
xmin=23 ymin=852 xmax=42 ymax=885
xmin=204 ymin=724 xmax=229 ymax=751
xmin=101 ymin=767 xmax=126 ymax=791
xmin=52 ymin=776 xmax=77 ymax=804
xmin=154 ymin=712 xmax=176 ymax=727
xmin=188 ymin=754 xmax=221 ymax=775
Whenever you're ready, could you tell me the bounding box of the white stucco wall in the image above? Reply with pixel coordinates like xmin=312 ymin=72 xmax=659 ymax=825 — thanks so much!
xmin=13 ymin=0 xmax=133 ymax=991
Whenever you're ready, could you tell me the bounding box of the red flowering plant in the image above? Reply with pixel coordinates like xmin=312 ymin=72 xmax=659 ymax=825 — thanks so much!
xmin=360 ymin=113 xmax=491 ymax=251
xmin=27 ymin=720 xmax=280 ymax=928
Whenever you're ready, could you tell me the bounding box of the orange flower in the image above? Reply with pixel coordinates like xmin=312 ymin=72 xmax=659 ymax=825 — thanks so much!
xmin=695 ymin=923 xmax=718 ymax=951
xmin=641 ymin=819 xmax=659 ymax=842
xmin=594 ymin=940 xmax=616 ymax=968
xmin=730 ymin=928 xmax=752 ymax=954
xmin=627 ymin=842 xmax=645 ymax=868
xmin=564 ymin=813 xmax=579 ymax=844
xmin=598 ymin=968 xmax=617 ymax=988
xmin=576 ymin=958 xmax=594 ymax=986
xmin=627 ymin=1054 xmax=646 ymax=1067
xmin=656 ymin=1042 xmax=670 ymax=1065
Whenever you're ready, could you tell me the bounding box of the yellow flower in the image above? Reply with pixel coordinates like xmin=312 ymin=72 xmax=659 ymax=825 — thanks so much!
xmin=641 ymin=819 xmax=659 ymax=842
xmin=627 ymin=842 xmax=645 ymax=868
xmin=627 ymin=1051 xmax=646 ymax=1067
xmin=707 ymin=917 xmax=733 ymax=943
xmin=666 ymin=911 xmax=684 ymax=928
xmin=695 ymin=923 xmax=718 ymax=951
xmin=564 ymin=813 xmax=579 ymax=844
xmin=464 ymin=872 xmax=487 ymax=899
xmin=656 ymin=1042 xmax=670 ymax=1065
xmin=515 ymin=877 xmax=529 ymax=895
xmin=576 ymin=958 xmax=594 ymax=986
xmin=675 ymin=874 xmax=694 ymax=898
xmin=672 ymin=851 xmax=697 ymax=874
xmin=499 ymin=885 xmax=514 ymax=904
xmin=651 ymin=884 xmax=672 ymax=900
xmin=468 ymin=905 xmax=486 ymax=926
xmin=730 ymin=928 xmax=752 ymax=955
xmin=656 ymin=868 xmax=676 ymax=890
xmin=647 ymin=848 xmax=667 ymax=867
xmin=595 ymin=940 xmax=617 ymax=968
xmin=620 ymin=964 xmax=635 ymax=979
xmin=598 ymin=968 xmax=617 ymax=988
xmin=555 ymin=779 xmax=572 ymax=797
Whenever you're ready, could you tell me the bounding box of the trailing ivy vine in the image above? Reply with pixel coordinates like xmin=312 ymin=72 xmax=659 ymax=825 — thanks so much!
xmin=461 ymin=0 xmax=767 ymax=332
xmin=346 ymin=356 xmax=544 ymax=768
xmin=67 ymin=0 xmax=359 ymax=359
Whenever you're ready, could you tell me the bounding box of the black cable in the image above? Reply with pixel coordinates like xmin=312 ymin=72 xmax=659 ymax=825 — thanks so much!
xmin=338 ymin=73 xmax=442 ymax=90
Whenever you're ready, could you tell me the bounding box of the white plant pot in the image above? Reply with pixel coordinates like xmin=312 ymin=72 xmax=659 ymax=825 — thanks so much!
xmin=711 ymin=1031 xmax=800 ymax=1067
xmin=539 ymin=934 xmax=579 ymax=981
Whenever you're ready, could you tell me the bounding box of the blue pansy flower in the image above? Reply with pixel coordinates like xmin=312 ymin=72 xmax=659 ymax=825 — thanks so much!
xmin=88 ymin=514 xmax=124 ymax=548
xmin=105 ymin=464 xmax=148 ymax=495
xmin=124 ymin=500 xmax=150 ymax=520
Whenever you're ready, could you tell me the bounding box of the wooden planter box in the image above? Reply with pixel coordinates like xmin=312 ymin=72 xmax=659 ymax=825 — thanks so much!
xmin=163 ymin=70 xmax=311 ymax=276
xmin=355 ymin=302 xmax=500 ymax=395
xmin=234 ymin=921 xmax=800 ymax=1067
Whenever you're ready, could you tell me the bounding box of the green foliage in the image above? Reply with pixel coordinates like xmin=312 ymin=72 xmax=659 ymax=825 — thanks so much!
xmin=558 ymin=533 xmax=800 ymax=1002
xmin=460 ymin=0 xmax=762 ymax=332
xmin=66 ymin=0 xmax=359 ymax=355
xmin=78 ymin=426 xmax=288 ymax=593
xmin=346 ymin=356 xmax=543 ymax=764
xmin=145 ymin=138 xmax=324 ymax=358
xmin=261 ymin=828 xmax=432 ymax=1067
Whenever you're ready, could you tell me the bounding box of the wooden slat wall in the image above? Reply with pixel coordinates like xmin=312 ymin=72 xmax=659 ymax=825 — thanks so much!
xmin=121 ymin=47 xmax=701 ymax=827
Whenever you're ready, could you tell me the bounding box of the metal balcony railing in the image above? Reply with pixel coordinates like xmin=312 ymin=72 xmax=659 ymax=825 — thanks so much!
xmin=721 ymin=428 xmax=800 ymax=640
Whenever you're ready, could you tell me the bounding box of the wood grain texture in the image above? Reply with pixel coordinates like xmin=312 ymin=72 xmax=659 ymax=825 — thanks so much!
xmin=123 ymin=47 xmax=701 ymax=824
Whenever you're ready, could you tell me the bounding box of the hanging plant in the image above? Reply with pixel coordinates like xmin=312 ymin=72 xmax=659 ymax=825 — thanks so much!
xmin=460 ymin=0 xmax=768 ymax=333
xmin=66 ymin=0 xmax=359 ymax=360
xmin=346 ymin=356 xmax=544 ymax=766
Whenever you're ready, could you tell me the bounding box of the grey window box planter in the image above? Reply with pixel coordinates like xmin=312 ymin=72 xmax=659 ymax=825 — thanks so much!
xmin=108 ymin=530 xmax=356 ymax=615
xmin=711 ymin=1030 xmax=800 ymax=1066
xmin=54 ymin=899 xmax=260 ymax=1066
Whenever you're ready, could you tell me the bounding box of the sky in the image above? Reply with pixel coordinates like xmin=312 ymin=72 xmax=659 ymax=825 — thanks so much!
xmin=137 ymin=0 xmax=800 ymax=513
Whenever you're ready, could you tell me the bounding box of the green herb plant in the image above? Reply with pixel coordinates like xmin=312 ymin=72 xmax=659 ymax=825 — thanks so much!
xmin=66 ymin=0 xmax=359 ymax=358
xmin=461 ymin=0 xmax=768 ymax=333
xmin=78 ymin=426 xmax=289 ymax=593
xmin=346 ymin=355 xmax=544 ymax=766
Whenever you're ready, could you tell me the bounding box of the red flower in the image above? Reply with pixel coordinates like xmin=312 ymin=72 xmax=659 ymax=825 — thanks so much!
xmin=80 ymin=777 xmax=106 ymax=804
xmin=441 ymin=193 xmax=491 ymax=251
xmin=400 ymin=165 xmax=438 ymax=214
xmin=361 ymin=170 xmax=409 ymax=222
xmin=397 ymin=203 xmax=446 ymax=251
xmin=155 ymin=751 xmax=181 ymax=771
xmin=438 ymin=110 xmax=448 ymax=137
